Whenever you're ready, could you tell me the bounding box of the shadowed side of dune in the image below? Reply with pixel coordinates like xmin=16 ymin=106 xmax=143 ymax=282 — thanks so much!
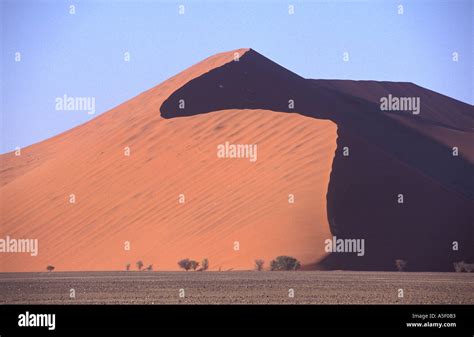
xmin=314 ymin=81 xmax=474 ymax=271
xmin=312 ymin=79 xmax=474 ymax=132
xmin=319 ymin=126 xmax=474 ymax=271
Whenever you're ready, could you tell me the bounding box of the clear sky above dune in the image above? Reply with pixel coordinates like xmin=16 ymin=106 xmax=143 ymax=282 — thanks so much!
xmin=1 ymin=0 xmax=472 ymax=153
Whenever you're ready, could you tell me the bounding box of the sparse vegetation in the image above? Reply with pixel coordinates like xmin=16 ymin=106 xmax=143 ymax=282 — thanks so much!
xmin=126 ymin=263 xmax=131 ymax=271
xmin=136 ymin=260 xmax=144 ymax=271
xmin=255 ymin=259 xmax=265 ymax=271
xmin=454 ymin=261 xmax=474 ymax=272
xmin=270 ymin=256 xmax=300 ymax=271
xmin=395 ymin=259 xmax=408 ymax=272
xmin=200 ymin=258 xmax=209 ymax=271
xmin=179 ymin=258 xmax=208 ymax=271
xmin=189 ymin=260 xmax=199 ymax=271
xmin=145 ymin=264 xmax=153 ymax=271
xmin=178 ymin=258 xmax=192 ymax=271
xmin=46 ymin=265 xmax=55 ymax=272
xmin=454 ymin=261 xmax=464 ymax=272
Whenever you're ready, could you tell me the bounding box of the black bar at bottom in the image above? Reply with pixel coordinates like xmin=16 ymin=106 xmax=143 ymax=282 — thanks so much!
xmin=0 ymin=305 xmax=471 ymax=334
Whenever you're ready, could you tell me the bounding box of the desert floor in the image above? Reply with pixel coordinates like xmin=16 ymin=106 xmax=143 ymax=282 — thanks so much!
xmin=0 ymin=271 xmax=472 ymax=304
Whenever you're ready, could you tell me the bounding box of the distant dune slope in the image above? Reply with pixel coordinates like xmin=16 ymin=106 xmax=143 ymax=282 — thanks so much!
xmin=1 ymin=48 xmax=472 ymax=272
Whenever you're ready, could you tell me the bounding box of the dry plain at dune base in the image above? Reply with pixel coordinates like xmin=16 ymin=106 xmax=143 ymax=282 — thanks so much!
xmin=1 ymin=271 xmax=473 ymax=304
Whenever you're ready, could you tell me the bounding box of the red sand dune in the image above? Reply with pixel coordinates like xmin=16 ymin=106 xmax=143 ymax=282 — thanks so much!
xmin=1 ymin=48 xmax=473 ymax=272
xmin=0 ymin=49 xmax=337 ymax=272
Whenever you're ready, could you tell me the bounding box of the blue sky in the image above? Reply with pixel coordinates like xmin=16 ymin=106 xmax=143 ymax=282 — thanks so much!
xmin=1 ymin=0 xmax=472 ymax=153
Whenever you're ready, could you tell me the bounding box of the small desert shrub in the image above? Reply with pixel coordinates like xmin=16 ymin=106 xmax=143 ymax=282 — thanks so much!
xmin=454 ymin=261 xmax=464 ymax=272
xmin=200 ymin=258 xmax=209 ymax=271
xmin=255 ymin=259 xmax=265 ymax=271
xmin=178 ymin=258 xmax=192 ymax=271
xmin=136 ymin=260 xmax=144 ymax=271
xmin=126 ymin=263 xmax=131 ymax=271
xmin=145 ymin=264 xmax=153 ymax=271
xmin=270 ymin=256 xmax=301 ymax=271
xmin=189 ymin=260 xmax=199 ymax=271
xmin=465 ymin=263 xmax=474 ymax=272
xmin=46 ymin=265 xmax=55 ymax=272
xmin=395 ymin=259 xmax=408 ymax=272
xmin=454 ymin=261 xmax=474 ymax=272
